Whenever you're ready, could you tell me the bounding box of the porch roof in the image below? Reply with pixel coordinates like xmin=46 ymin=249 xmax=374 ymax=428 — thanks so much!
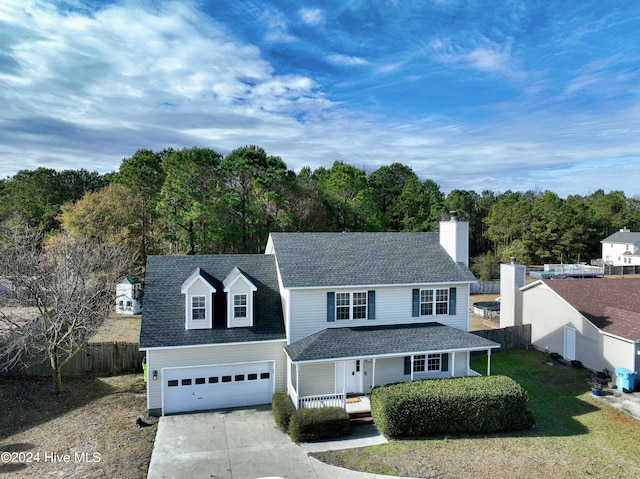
xmin=284 ymin=323 xmax=500 ymax=363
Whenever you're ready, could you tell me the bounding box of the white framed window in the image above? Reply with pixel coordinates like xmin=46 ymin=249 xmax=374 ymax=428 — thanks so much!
xmin=413 ymin=354 xmax=426 ymax=372
xmin=420 ymin=290 xmax=433 ymax=315
xmin=336 ymin=292 xmax=350 ymax=320
xmin=336 ymin=291 xmax=368 ymax=320
xmin=353 ymin=292 xmax=367 ymax=319
xmin=233 ymin=294 xmax=248 ymax=318
xmin=191 ymin=295 xmax=206 ymax=320
xmin=420 ymin=288 xmax=448 ymax=315
xmin=427 ymin=354 xmax=442 ymax=371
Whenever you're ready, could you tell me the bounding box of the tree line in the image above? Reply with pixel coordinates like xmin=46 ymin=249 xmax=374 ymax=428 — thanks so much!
xmin=2 ymin=145 xmax=639 ymax=279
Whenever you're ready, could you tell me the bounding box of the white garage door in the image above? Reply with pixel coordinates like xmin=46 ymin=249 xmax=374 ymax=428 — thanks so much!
xmin=162 ymin=361 xmax=274 ymax=415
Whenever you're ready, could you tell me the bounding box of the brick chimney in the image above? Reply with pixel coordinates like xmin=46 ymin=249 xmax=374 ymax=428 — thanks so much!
xmin=439 ymin=211 xmax=469 ymax=266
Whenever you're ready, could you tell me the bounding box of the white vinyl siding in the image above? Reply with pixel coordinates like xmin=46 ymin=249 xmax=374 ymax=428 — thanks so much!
xmin=145 ymin=341 xmax=287 ymax=412
xmin=522 ymin=283 xmax=637 ymax=374
xmin=288 ymin=284 xmax=470 ymax=343
xmin=296 ymin=362 xmax=334 ymax=397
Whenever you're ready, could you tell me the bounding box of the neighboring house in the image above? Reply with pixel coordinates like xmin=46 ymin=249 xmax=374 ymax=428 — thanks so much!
xmin=116 ymin=276 xmax=143 ymax=315
xmin=520 ymin=277 xmax=640 ymax=388
xmin=601 ymin=228 xmax=640 ymax=266
xmin=139 ymin=215 xmax=500 ymax=416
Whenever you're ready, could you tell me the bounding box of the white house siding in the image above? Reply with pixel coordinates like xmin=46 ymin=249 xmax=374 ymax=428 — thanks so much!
xmin=287 ymin=283 xmax=470 ymax=343
xmin=602 ymin=242 xmax=640 ymax=266
xmin=145 ymin=340 xmax=287 ymax=414
xmin=296 ymin=362 xmax=334 ymax=397
xmin=522 ymin=284 xmax=635 ymax=374
xmin=601 ymin=334 xmax=636 ymax=374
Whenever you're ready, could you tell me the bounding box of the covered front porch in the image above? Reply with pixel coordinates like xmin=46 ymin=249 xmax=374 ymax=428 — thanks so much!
xmin=284 ymin=322 xmax=500 ymax=410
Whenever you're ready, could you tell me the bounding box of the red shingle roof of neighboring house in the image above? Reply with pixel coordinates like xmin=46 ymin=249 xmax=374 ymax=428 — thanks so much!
xmin=543 ymin=278 xmax=640 ymax=341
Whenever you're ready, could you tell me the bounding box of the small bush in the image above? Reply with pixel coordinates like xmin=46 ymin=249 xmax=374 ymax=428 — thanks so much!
xmin=371 ymin=375 xmax=534 ymax=438
xmin=271 ymin=392 xmax=296 ymax=431
xmin=288 ymin=407 xmax=351 ymax=443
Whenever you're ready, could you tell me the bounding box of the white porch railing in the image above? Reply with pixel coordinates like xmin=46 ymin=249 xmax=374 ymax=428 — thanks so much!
xmin=298 ymin=393 xmax=345 ymax=410
xmin=467 ymin=368 xmax=482 ymax=377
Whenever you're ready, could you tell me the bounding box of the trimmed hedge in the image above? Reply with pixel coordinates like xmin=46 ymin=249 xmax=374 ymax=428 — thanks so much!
xmin=371 ymin=375 xmax=534 ymax=438
xmin=288 ymin=407 xmax=351 ymax=443
xmin=271 ymin=392 xmax=296 ymax=431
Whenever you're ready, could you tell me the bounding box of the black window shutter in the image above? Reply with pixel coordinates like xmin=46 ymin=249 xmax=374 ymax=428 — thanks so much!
xmin=368 ymin=290 xmax=375 ymax=320
xmin=404 ymin=356 xmax=411 ymax=375
xmin=412 ymin=289 xmax=419 ymax=317
xmin=442 ymin=353 xmax=449 ymax=372
xmin=327 ymin=292 xmax=335 ymax=322
xmin=449 ymin=287 xmax=457 ymax=315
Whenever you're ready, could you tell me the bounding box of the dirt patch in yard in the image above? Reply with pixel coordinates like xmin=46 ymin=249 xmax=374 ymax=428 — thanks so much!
xmin=0 ymin=374 xmax=155 ymax=478
xmin=91 ymin=312 xmax=141 ymax=343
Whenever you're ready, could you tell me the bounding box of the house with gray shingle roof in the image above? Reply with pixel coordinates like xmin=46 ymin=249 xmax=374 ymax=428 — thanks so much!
xmin=602 ymin=228 xmax=640 ymax=266
xmin=140 ymin=214 xmax=499 ymax=416
xmin=521 ymin=278 xmax=640 ymax=389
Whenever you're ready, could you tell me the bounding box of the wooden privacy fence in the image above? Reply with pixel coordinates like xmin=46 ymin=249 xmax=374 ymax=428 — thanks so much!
xmin=471 ymin=324 xmax=531 ymax=351
xmin=3 ymin=342 xmax=145 ymax=377
xmin=470 ymin=281 xmax=500 ymax=294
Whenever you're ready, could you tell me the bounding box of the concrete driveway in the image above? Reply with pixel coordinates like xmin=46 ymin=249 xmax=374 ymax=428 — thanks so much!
xmin=147 ymin=405 xmax=315 ymax=479
xmin=146 ymin=405 xmax=402 ymax=479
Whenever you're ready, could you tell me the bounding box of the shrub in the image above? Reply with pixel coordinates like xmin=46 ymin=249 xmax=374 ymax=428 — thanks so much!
xmin=271 ymin=392 xmax=296 ymax=431
xmin=371 ymin=375 xmax=534 ymax=438
xmin=288 ymin=407 xmax=351 ymax=443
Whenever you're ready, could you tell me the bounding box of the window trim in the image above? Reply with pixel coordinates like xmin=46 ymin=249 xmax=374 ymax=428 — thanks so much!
xmin=233 ymin=293 xmax=248 ymax=319
xmin=191 ymin=295 xmax=206 ymax=321
xmin=427 ymin=353 xmax=442 ymax=372
xmin=335 ymin=291 xmax=368 ymax=320
xmin=413 ymin=354 xmax=426 ymax=372
xmin=419 ymin=288 xmax=449 ymax=316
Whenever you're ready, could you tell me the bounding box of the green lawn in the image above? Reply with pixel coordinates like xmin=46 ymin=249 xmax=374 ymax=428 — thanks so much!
xmin=311 ymin=349 xmax=640 ymax=479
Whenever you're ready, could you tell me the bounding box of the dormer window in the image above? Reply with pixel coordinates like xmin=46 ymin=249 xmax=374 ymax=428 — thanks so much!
xmin=192 ymin=295 xmax=206 ymax=320
xmin=233 ymin=294 xmax=248 ymax=318
xmin=181 ymin=268 xmax=216 ymax=330
xmin=223 ymin=267 xmax=257 ymax=328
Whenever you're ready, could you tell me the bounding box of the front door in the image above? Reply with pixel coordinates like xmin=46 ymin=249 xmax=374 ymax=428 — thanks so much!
xmin=336 ymin=360 xmax=364 ymax=394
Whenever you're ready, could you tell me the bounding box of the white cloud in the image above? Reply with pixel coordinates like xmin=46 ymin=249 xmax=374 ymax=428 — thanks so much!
xmin=327 ymin=54 xmax=368 ymax=66
xmin=1 ymin=1 xmax=640 ymax=198
xmin=299 ymin=8 xmax=324 ymax=25
xmin=429 ymin=36 xmax=512 ymax=73
xmin=261 ymin=9 xmax=295 ymax=42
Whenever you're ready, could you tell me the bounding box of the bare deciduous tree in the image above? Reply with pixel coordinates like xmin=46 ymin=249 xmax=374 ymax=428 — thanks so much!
xmin=0 ymin=227 xmax=132 ymax=394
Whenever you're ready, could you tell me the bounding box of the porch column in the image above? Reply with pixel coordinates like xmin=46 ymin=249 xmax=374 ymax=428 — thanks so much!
xmin=343 ymin=361 xmax=347 ymax=396
xmin=296 ymin=363 xmax=300 ymax=394
xmin=410 ymin=355 xmax=415 ymax=381
xmin=372 ymin=358 xmax=377 ymax=389
xmin=451 ymin=352 xmax=456 ymax=377
xmin=487 ymin=349 xmax=492 ymax=376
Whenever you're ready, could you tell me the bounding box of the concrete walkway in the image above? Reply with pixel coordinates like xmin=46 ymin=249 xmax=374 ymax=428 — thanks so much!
xmin=593 ymin=388 xmax=640 ymax=420
xmin=147 ymin=405 xmax=418 ymax=479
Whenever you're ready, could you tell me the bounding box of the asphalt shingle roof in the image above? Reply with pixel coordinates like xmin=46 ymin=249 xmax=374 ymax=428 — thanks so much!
xmin=601 ymin=231 xmax=640 ymax=244
xmin=542 ymin=278 xmax=640 ymax=341
xmin=139 ymin=255 xmax=285 ymax=349
xmin=269 ymin=232 xmax=476 ymax=288
xmin=284 ymin=322 xmax=500 ymax=362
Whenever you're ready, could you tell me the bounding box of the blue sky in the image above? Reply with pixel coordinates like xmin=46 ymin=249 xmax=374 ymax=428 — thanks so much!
xmin=1 ymin=1 xmax=640 ymax=197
